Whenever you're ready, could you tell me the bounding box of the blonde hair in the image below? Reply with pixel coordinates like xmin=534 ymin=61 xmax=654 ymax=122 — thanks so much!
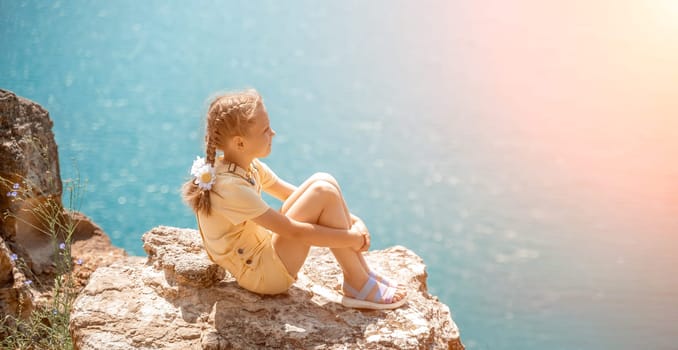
xmin=182 ymin=89 xmax=262 ymax=215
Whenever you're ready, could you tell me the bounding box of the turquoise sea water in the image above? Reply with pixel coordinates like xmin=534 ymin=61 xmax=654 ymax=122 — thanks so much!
xmin=2 ymin=1 xmax=678 ymax=349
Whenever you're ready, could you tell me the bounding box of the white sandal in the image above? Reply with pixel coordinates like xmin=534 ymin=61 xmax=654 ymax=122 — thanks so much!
xmin=341 ymin=275 xmax=407 ymax=310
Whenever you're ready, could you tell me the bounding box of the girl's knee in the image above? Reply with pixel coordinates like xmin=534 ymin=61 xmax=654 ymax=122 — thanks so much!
xmin=308 ymin=179 xmax=340 ymax=198
xmin=309 ymin=172 xmax=340 ymax=189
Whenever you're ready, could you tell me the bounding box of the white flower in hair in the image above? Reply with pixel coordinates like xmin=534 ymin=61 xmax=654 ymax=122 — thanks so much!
xmin=190 ymin=156 xmax=206 ymax=177
xmin=190 ymin=156 xmax=216 ymax=190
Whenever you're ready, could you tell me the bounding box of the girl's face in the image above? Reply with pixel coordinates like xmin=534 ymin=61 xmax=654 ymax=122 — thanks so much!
xmin=243 ymin=103 xmax=275 ymax=158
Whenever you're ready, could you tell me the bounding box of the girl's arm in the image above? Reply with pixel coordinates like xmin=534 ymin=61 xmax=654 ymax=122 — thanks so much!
xmin=252 ymin=208 xmax=368 ymax=251
xmin=264 ymin=178 xmax=296 ymax=202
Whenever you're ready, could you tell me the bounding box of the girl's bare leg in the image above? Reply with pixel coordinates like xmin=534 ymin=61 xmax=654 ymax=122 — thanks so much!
xmin=272 ymin=173 xmax=405 ymax=303
xmin=281 ymin=173 xmax=398 ymax=285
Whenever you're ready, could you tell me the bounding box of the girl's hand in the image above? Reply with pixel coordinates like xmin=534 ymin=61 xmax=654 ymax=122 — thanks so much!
xmin=350 ymin=213 xmax=360 ymax=225
xmin=351 ymin=218 xmax=371 ymax=252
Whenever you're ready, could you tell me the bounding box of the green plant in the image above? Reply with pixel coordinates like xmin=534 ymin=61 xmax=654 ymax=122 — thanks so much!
xmin=0 ymin=170 xmax=86 ymax=350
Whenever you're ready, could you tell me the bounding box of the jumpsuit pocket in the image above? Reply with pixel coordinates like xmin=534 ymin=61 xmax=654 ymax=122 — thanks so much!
xmin=222 ymin=244 xmax=263 ymax=284
xmin=234 ymin=245 xmax=262 ymax=271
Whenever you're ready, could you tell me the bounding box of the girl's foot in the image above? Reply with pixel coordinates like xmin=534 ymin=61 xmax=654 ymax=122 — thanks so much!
xmin=368 ymin=270 xmax=405 ymax=289
xmin=341 ymin=274 xmax=408 ymax=310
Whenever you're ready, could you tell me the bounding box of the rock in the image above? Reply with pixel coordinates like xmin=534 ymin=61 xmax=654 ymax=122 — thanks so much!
xmin=67 ymin=211 xmax=127 ymax=290
xmin=142 ymin=226 xmax=226 ymax=288
xmin=0 ymin=235 xmax=33 ymax=320
xmin=1 ymin=88 xmax=64 ymax=278
xmin=0 ymin=237 xmax=13 ymax=287
xmin=70 ymin=226 xmax=464 ymax=350
xmin=0 ymin=89 xmax=126 ymax=322
xmin=0 ymin=88 xmax=62 ymax=243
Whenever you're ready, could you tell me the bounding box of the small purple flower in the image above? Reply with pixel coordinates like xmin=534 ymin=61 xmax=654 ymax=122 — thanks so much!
xmin=10 ymin=191 xmax=17 ymax=197
xmin=5 ymin=192 xmax=10 ymax=197
xmin=59 ymin=242 xmax=66 ymax=250
xmin=10 ymin=253 xmax=18 ymax=261
xmin=52 ymin=309 xmax=58 ymax=315
xmin=12 ymin=183 xmax=19 ymax=189
xmin=24 ymin=280 xmax=32 ymax=286
xmin=76 ymin=258 xmax=83 ymax=265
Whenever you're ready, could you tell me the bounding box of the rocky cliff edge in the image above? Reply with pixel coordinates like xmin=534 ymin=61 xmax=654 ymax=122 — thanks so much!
xmin=69 ymin=226 xmax=464 ymax=349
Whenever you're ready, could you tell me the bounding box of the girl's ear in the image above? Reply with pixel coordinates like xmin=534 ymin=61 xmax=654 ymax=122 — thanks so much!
xmin=231 ymin=135 xmax=245 ymax=151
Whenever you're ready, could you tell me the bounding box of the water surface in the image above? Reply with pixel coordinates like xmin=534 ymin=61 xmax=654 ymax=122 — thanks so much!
xmin=2 ymin=1 xmax=677 ymax=349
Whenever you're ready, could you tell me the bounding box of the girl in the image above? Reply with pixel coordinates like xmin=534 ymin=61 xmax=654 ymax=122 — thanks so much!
xmin=182 ymin=89 xmax=407 ymax=310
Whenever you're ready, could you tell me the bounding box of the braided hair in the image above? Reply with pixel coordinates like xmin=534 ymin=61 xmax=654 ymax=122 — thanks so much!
xmin=182 ymin=89 xmax=262 ymax=215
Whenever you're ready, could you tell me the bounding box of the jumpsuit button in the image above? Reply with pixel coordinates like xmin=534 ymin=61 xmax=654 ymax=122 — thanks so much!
xmin=237 ymin=248 xmax=244 ymax=254
xmin=245 ymin=259 xmax=252 ymax=265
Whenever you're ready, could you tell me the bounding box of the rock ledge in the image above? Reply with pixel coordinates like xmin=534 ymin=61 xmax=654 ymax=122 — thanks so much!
xmin=70 ymin=226 xmax=463 ymax=349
